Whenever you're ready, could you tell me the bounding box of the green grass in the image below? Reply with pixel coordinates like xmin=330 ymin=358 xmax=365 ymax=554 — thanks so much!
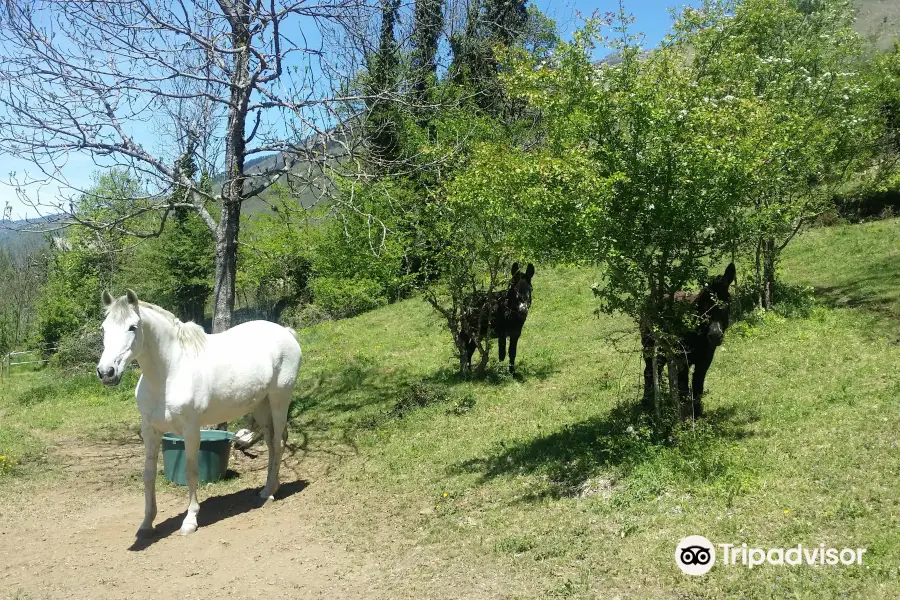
xmin=3 ymin=218 xmax=900 ymax=597
xmin=0 ymin=365 xmax=140 ymax=479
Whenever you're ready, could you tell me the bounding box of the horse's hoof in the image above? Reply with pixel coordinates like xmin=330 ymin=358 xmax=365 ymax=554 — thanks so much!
xmin=258 ymin=494 xmax=275 ymax=507
xmin=179 ymin=523 xmax=198 ymax=536
xmin=136 ymin=527 xmax=155 ymax=538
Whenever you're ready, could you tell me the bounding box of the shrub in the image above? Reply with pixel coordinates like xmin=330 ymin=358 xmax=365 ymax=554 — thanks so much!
xmin=279 ymin=303 xmax=333 ymax=329
xmin=309 ymin=276 xmax=388 ymax=320
xmin=52 ymin=323 xmax=103 ymax=371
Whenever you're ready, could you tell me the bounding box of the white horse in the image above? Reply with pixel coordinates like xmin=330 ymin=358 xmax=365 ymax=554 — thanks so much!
xmin=96 ymin=289 xmax=302 ymax=536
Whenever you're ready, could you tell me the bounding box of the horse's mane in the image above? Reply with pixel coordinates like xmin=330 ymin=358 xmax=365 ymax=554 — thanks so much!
xmin=106 ymin=298 xmax=207 ymax=355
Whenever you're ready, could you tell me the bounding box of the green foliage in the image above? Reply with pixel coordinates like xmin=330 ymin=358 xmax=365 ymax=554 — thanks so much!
xmin=33 ymin=169 xmax=153 ymax=351
xmin=0 ymin=246 xmax=46 ymax=355
xmin=342 ymin=3 xmax=559 ymax=372
xmin=309 ymin=275 xmax=388 ymax=319
xmin=506 ymin=8 xmax=749 ymax=348
xmin=686 ymin=0 xmax=878 ymax=305
xmin=236 ymin=186 xmax=316 ymax=320
xmin=364 ymin=0 xmax=404 ymax=166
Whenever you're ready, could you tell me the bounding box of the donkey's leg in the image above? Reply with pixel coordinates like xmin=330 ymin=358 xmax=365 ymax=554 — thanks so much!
xmin=179 ymin=427 xmax=202 ymax=535
xmin=691 ymin=351 xmax=715 ymax=418
xmin=136 ymin=419 xmax=162 ymax=537
xmin=507 ymin=333 xmax=520 ymax=373
xmin=465 ymin=337 xmax=477 ymax=370
xmin=261 ymin=391 xmax=291 ymax=502
xmin=676 ymin=360 xmax=691 ymax=419
xmin=498 ymin=335 xmax=507 ymax=363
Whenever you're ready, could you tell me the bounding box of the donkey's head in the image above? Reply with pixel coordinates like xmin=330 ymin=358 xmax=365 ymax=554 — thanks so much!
xmin=96 ymin=289 xmax=143 ymax=386
xmin=694 ymin=263 xmax=736 ymax=347
xmin=506 ymin=262 xmax=535 ymax=320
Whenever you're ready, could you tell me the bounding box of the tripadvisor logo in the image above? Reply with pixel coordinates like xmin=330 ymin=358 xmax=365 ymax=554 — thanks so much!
xmin=675 ymin=535 xmax=867 ymax=576
xmin=675 ymin=535 xmax=716 ymax=575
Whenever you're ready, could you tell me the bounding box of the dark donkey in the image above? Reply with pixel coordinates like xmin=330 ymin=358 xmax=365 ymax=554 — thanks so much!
xmin=464 ymin=262 xmax=535 ymax=373
xmin=641 ymin=263 xmax=736 ymax=418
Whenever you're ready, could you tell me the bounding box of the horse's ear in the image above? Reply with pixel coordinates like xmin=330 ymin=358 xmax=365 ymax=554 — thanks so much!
xmin=723 ymin=263 xmax=736 ymax=288
xmin=511 ymin=262 xmax=520 ymax=276
xmin=101 ymin=291 xmax=113 ymax=307
xmin=525 ymin=263 xmax=535 ymax=281
xmin=125 ymin=289 xmax=140 ymax=307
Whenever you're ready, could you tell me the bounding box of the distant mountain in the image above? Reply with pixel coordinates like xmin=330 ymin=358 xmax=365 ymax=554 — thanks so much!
xmin=212 ymin=128 xmax=351 ymax=215
xmin=855 ymin=0 xmax=900 ymax=51
xmin=0 ymin=215 xmax=60 ymax=253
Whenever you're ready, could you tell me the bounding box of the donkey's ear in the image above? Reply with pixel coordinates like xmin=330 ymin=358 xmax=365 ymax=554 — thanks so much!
xmin=525 ymin=263 xmax=535 ymax=281
xmin=125 ymin=289 xmax=140 ymax=306
xmin=722 ymin=263 xmax=736 ymax=287
xmin=511 ymin=262 xmax=520 ymax=276
xmin=101 ymin=291 xmax=113 ymax=307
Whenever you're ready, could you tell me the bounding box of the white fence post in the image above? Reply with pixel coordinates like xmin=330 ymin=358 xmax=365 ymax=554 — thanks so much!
xmin=2 ymin=347 xmax=58 ymax=379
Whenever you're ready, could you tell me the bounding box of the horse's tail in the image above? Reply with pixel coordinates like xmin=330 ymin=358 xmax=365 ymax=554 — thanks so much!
xmin=285 ymin=326 xmax=299 ymax=340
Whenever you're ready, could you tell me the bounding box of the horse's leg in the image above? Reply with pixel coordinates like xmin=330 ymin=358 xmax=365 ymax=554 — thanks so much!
xmin=252 ymin=400 xmax=276 ymax=504
xmin=179 ymin=426 xmax=201 ymax=535
xmin=261 ymin=391 xmax=290 ymax=502
xmin=508 ymin=333 xmax=520 ymax=373
xmin=136 ymin=419 xmax=161 ymax=537
xmin=498 ymin=335 xmax=507 ymax=363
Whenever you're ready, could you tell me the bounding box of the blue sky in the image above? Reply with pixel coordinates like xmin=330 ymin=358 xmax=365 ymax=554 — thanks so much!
xmin=0 ymin=0 xmax=694 ymax=220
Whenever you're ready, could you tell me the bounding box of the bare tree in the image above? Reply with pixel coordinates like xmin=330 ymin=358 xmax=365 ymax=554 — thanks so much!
xmin=0 ymin=245 xmax=46 ymax=353
xmin=0 ymin=0 xmax=378 ymax=332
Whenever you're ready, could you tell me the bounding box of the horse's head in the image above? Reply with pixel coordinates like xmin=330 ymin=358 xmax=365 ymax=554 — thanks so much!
xmin=97 ymin=289 xmax=144 ymax=386
xmin=695 ymin=263 xmax=736 ymax=347
xmin=506 ymin=262 xmax=535 ymax=320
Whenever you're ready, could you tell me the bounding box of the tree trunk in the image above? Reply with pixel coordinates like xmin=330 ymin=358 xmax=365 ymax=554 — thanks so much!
xmin=755 ymin=239 xmax=763 ymax=309
xmin=211 ymin=201 xmax=241 ymax=335
xmin=212 ymin=13 xmax=251 ymax=430
xmin=762 ymin=237 xmax=775 ymax=310
xmin=456 ymin=332 xmax=469 ymax=375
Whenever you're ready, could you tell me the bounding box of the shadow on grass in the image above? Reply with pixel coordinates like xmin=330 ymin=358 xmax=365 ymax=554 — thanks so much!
xmin=453 ymin=402 xmax=760 ymax=500
xmin=420 ymin=355 xmax=558 ymax=389
xmin=290 ymin=355 xmax=410 ymax=419
xmin=127 ymin=479 xmax=308 ymax=551
xmin=809 ymin=255 xmax=900 ymax=342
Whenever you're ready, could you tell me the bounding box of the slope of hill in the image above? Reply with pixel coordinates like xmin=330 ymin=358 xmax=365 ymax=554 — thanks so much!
xmin=0 ymin=216 xmax=59 ymax=253
xmin=856 ymin=0 xmax=900 ymax=50
xmin=3 ymin=218 xmax=899 ymax=596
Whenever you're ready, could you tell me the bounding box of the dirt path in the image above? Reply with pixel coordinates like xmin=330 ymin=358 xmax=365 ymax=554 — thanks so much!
xmin=0 ymin=441 xmax=515 ymax=600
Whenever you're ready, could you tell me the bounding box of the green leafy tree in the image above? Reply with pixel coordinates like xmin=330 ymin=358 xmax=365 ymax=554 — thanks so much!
xmin=689 ymin=0 xmax=877 ymax=308
xmin=364 ymin=0 xmax=404 ymax=169
xmin=35 ymin=169 xmax=150 ymax=351
xmin=504 ymin=8 xmax=753 ymax=418
xmin=236 ymin=186 xmax=317 ymax=322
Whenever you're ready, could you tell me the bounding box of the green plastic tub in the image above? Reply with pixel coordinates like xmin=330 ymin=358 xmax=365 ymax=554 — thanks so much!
xmin=161 ymin=430 xmax=234 ymax=486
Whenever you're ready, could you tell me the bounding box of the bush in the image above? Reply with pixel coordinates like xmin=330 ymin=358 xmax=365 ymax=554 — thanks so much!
xmin=52 ymin=323 xmax=103 ymax=370
xmin=309 ymin=276 xmax=388 ymax=320
xmin=279 ymin=303 xmax=333 ymax=329
xmin=833 ymin=187 xmax=900 ymax=223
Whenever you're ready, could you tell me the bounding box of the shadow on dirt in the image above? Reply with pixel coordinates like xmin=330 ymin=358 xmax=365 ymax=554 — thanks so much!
xmin=127 ymin=479 xmax=308 ymax=551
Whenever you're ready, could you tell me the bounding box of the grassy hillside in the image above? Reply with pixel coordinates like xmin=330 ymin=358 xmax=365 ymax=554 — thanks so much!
xmin=2 ymin=218 xmax=900 ymax=597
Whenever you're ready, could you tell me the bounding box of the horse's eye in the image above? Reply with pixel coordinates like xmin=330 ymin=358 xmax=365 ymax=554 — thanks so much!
xmin=128 ymin=325 xmax=138 ymax=332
